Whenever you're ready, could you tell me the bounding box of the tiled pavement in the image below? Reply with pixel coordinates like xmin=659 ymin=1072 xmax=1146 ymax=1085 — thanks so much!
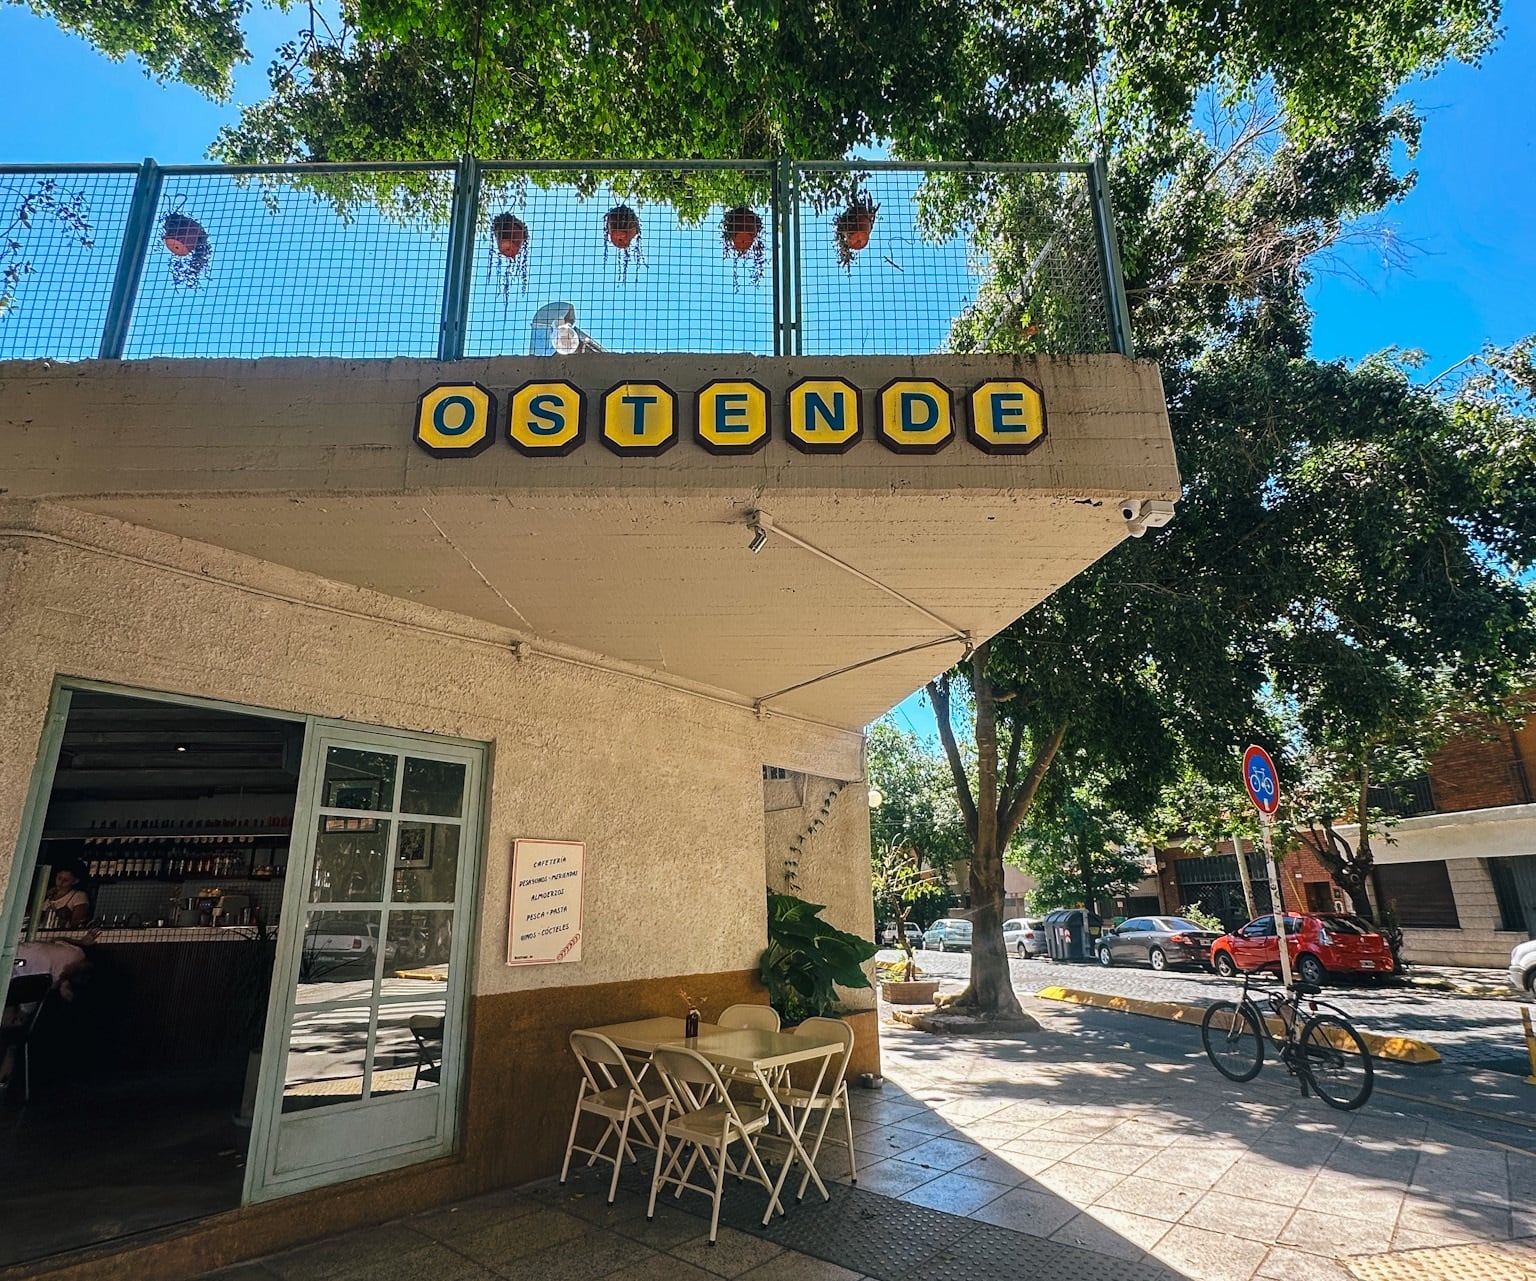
xmin=201 ymin=996 xmax=1534 ymax=1281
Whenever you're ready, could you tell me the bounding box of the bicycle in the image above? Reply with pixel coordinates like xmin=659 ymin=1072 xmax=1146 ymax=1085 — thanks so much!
xmin=1201 ymin=969 xmax=1374 ymax=1110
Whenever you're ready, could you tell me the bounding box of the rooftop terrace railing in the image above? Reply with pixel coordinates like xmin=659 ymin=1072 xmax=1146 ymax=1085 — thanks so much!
xmin=0 ymin=159 xmax=1132 ymax=362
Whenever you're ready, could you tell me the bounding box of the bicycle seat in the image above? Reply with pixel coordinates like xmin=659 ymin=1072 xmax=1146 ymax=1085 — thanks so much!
xmin=1290 ymin=980 xmax=1322 ymax=996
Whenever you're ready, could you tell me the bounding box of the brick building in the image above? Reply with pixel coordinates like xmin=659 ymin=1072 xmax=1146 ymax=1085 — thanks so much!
xmin=1154 ymin=716 xmax=1536 ymax=966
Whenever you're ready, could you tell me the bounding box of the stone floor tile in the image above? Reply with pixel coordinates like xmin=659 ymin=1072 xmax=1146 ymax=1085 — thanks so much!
xmin=889 ymin=1110 xmax=965 ymax=1138
xmin=1179 ymin=1190 xmax=1294 ymax=1243
xmin=896 ymin=1171 xmax=1006 ymax=1216
xmin=1254 ymin=1245 xmax=1355 ymax=1281
xmin=997 ymin=1133 xmax=1087 ymax=1163
xmin=484 ymin=1228 xmax=656 ymax=1281
xmin=951 ymin=1150 xmax=1044 ymax=1185
xmin=1049 ymin=1208 xmax=1171 ymax=1261
xmin=1147 ymin=1145 xmax=1241 ymax=1189
xmin=1298 ymin=1175 xmax=1405 ymax=1224
xmin=451 ymin=1207 xmax=593 ymax=1269
xmin=601 ymin=1254 xmax=723 ymax=1281
xmin=265 ymin=1224 xmax=436 ymax=1280
xmin=412 ymin=1189 xmax=547 ymax=1240
xmin=894 ymin=1135 xmax=985 ymax=1174
xmin=1154 ymin=1224 xmax=1272 ymax=1281
xmin=1213 ymin=1155 xmax=1318 ymax=1208
xmin=1091 ymin=1174 xmax=1200 ymax=1223
xmin=850 ymin=1126 xmax=935 ymax=1160
xmin=325 ymin=1242 xmax=500 ymax=1281
xmin=1396 ymin=1197 xmax=1512 ymax=1242
xmin=838 ymin=1157 xmax=938 ymax=1199
xmin=1278 ymin=1208 xmax=1394 ymax=1256
xmin=1059 ymin=1143 xmax=1159 ymax=1176
xmin=201 ymin=1267 xmax=283 ymax=1281
xmin=1028 ymin=1160 xmax=1126 ymax=1202
xmin=668 ymin=1226 xmax=786 ymax=1278
xmin=968 ymin=1185 xmax=1079 ymax=1237
xmin=732 ymin=1252 xmax=863 ymax=1281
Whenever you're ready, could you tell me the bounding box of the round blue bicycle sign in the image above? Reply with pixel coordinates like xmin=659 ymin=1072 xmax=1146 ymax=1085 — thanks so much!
xmin=1242 ymin=745 xmax=1280 ymax=816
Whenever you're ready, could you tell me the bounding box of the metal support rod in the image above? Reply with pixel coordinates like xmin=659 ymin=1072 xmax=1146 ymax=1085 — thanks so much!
xmin=1233 ymin=830 xmax=1258 ymax=920
xmin=98 ymin=159 xmax=163 ymax=359
xmin=1088 ymin=156 xmax=1135 ymax=359
xmin=1261 ymin=816 xmax=1295 ymax=988
xmin=438 ymin=156 xmax=479 ymax=360
xmin=771 ymin=158 xmax=785 ymax=356
xmin=776 ymin=157 xmax=797 ymax=357
xmin=789 ymin=164 xmax=804 ymax=356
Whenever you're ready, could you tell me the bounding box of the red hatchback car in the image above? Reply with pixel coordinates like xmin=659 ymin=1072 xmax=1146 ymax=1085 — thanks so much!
xmin=1209 ymin=913 xmax=1395 ymax=985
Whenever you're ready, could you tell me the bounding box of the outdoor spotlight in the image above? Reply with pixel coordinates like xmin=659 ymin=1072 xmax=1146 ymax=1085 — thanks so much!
xmin=174 ymin=743 xmax=190 ymax=753
xmin=552 ymin=319 xmax=580 ymax=355
xmin=868 ymin=787 xmax=884 ymax=809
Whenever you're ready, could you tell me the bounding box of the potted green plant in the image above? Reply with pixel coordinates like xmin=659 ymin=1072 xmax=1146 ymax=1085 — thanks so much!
xmin=871 ymin=842 xmax=940 ymax=1003
xmin=603 ymin=204 xmax=645 ymax=283
xmin=721 ymin=205 xmax=766 ymax=290
xmin=161 ymin=199 xmax=211 ymax=288
xmin=833 ymin=195 xmax=878 ymax=270
xmin=490 ymin=212 xmax=530 ymax=298
xmin=759 ymin=891 xmax=877 ymax=1026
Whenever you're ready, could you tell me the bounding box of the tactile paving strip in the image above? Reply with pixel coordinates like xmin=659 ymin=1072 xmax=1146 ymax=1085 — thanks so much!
xmin=1347 ymin=1244 xmax=1536 ymax=1281
xmin=575 ymin=1164 xmax=1180 ymax=1281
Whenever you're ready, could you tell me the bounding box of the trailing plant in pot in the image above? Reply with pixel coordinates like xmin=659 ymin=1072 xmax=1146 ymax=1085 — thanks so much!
xmin=760 ymin=891 xmax=877 ymax=1026
xmin=833 ymin=195 xmax=878 ymax=270
xmin=489 ymin=211 xmax=530 ymax=299
xmin=603 ymin=204 xmax=645 ymax=283
xmin=161 ymin=198 xmax=211 ymax=288
xmin=721 ymin=205 xmax=766 ymax=290
xmin=1 ymin=176 xmax=94 ymax=319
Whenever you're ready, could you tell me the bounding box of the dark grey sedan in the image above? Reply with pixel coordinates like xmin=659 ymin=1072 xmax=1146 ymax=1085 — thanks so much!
xmin=1096 ymin=916 xmax=1220 ymax=971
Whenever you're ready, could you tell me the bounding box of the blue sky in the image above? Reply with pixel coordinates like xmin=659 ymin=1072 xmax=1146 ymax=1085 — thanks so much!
xmin=1 ymin=2 xmax=1529 ymax=741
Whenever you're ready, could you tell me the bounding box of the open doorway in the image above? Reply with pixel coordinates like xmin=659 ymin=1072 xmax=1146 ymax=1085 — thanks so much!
xmin=1 ymin=688 xmax=302 ymax=1266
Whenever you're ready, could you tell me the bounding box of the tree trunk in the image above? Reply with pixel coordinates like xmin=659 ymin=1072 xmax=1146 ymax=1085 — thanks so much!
xmin=1078 ymin=835 xmax=1097 ymax=916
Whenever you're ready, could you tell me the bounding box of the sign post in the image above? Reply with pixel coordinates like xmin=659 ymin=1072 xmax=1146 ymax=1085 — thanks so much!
xmin=1242 ymin=745 xmax=1293 ymax=988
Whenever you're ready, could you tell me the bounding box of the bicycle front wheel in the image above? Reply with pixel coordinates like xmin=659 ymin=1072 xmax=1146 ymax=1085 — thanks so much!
xmin=1299 ymin=1013 xmax=1374 ymax=1110
xmin=1202 ymin=1001 xmax=1264 ymax=1082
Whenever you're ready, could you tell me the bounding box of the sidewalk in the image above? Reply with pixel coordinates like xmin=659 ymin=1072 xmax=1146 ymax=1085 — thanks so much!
xmin=199 ymin=994 xmax=1536 ymax=1281
xmin=1403 ymin=964 xmax=1519 ymax=1000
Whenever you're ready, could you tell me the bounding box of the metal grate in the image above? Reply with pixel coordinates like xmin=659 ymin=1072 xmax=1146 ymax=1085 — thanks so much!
xmin=794 ymin=164 xmax=1113 ymax=357
xmin=0 ymin=159 xmax=1129 ymax=361
xmin=0 ymin=167 xmax=139 ymax=360
xmin=467 ymin=164 xmax=778 ymax=356
xmin=124 ymin=165 xmax=455 ymax=359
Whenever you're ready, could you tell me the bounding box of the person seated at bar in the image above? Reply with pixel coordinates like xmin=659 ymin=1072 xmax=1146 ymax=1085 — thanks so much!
xmin=42 ymin=866 xmax=91 ymax=929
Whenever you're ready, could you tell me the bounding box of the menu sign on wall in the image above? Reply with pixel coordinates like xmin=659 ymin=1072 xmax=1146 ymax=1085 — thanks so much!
xmin=507 ymin=838 xmax=585 ymax=965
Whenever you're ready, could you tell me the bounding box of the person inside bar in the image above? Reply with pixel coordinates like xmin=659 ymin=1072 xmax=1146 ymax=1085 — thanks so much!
xmin=42 ymin=866 xmax=91 ymax=929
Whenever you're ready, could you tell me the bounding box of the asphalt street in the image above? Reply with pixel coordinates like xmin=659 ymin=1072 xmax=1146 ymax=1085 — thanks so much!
xmin=887 ymin=947 xmax=1531 ymax=1071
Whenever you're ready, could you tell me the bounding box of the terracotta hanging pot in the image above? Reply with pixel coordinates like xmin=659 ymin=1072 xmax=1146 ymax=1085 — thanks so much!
xmin=491 ymin=213 xmax=529 ymax=259
xmin=834 ymin=195 xmax=879 ymax=269
xmin=722 ymin=206 xmax=763 ymax=256
xmin=161 ymin=212 xmax=208 ymax=259
xmin=604 ymin=204 xmax=641 ymax=250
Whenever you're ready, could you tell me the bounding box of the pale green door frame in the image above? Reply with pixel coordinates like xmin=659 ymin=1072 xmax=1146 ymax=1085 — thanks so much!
xmin=244 ymin=721 xmax=485 ymax=1203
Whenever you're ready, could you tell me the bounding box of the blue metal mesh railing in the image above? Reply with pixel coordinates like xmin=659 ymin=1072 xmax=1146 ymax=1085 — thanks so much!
xmin=0 ymin=159 xmax=1130 ymax=362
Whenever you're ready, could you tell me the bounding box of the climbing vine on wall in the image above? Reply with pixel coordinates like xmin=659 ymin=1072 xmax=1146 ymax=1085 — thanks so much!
xmin=783 ymin=780 xmax=847 ymax=893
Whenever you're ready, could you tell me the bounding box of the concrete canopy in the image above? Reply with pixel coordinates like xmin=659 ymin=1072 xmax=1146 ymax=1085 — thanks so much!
xmin=1 ymin=354 xmax=1178 ymax=729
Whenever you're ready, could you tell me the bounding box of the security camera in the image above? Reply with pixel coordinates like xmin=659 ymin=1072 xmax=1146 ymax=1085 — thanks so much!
xmin=1119 ymin=499 xmax=1144 ymax=523
xmin=1142 ymin=499 xmax=1176 ymax=529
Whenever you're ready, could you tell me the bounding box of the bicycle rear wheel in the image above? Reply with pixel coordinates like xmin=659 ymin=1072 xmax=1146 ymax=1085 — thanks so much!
xmin=1202 ymin=1001 xmax=1263 ymax=1082
xmin=1299 ymin=1013 xmax=1374 ymax=1110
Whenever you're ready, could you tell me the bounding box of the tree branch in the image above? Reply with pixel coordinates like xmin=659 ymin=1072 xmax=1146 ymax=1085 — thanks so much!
xmin=999 ymin=720 xmax=1069 ymax=846
xmin=927 ymin=676 xmax=978 ymax=839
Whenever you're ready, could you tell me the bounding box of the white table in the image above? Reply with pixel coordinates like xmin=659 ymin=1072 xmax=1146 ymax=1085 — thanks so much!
xmin=585 ymin=1016 xmax=842 ymax=1220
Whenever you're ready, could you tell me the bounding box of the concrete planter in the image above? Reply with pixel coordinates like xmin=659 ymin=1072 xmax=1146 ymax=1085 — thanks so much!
xmin=880 ymin=979 xmax=940 ymax=1005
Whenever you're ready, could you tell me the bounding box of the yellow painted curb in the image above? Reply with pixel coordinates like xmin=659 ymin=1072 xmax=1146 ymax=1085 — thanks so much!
xmin=1035 ymin=985 xmax=1442 ymax=1065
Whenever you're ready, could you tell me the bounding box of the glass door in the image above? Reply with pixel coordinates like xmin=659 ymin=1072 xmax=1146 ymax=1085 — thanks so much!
xmin=245 ymin=725 xmax=483 ymax=1203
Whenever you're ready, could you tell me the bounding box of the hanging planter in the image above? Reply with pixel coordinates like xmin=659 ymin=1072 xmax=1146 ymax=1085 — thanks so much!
xmin=161 ymin=200 xmax=211 ymax=289
xmin=489 ymin=212 xmax=530 ymax=298
xmin=833 ymin=195 xmax=879 ymax=270
xmin=603 ymin=204 xmax=645 ymax=284
xmin=721 ymin=205 xmax=766 ymax=290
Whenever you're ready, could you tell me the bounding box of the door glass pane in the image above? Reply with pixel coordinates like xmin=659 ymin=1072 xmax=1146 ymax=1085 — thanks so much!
xmin=370 ymin=999 xmax=447 ymax=1098
xmin=323 ymin=747 xmax=398 ymax=812
xmin=298 ymin=909 xmax=382 ymax=994
xmin=382 ymin=910 xmax=453 ymax=995
xmin=392 ymin=822 xmax=459 ymax=903
xmin=283 ymin=998 xmax=372 ymax=1112
xmin=401 ymin=757 xmax=466 ymax=817
xmin=310 ymin=817 xmax=391 ymax=902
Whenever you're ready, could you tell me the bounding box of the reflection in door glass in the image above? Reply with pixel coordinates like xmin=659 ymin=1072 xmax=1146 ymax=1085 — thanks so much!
xmin=283 ymin=998 xmax=371 ymax=1112
xmin=322 ymin=747 xmax=398 ymax=812
xmin=297 ymin=909 xmax=382 ymax=1000
xmin=381 ymin=911 xmax=452 ymax=998
xmin=370 ymin=999 xmax=448 ymax=1097
xmin=400 ymin=756 xmax=466 ymax=817
xmin=309 ymin=818 xmax=391 ymax=903
xmin=392 ymin=822 xmax=459 ymax=903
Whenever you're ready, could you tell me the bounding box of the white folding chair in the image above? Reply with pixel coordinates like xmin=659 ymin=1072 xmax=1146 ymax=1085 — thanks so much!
xmin=761 ymin=1016 xmax=857 ymax=1197
xmin=560 ymin=1030 xmax=665 ymax=1203
xmin=717 ymin=1003 xmax=781 ymax=1032
xmin=646 ymin=1045 xmax=778 ymax=1244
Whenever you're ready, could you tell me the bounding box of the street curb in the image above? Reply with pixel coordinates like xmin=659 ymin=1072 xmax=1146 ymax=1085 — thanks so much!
xmin=1034 ymin=985 xmax=1443 ymax=1064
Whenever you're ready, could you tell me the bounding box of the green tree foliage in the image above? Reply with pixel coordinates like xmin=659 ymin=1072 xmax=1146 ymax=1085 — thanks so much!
xmin=1015 ymin=771 xmax=1147 ymax=915
xmin=867 ymin=718 xmax=968 ymax=887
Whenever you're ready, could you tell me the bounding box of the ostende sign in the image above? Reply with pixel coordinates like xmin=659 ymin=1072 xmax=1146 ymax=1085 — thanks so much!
xmin=413 ymin=376 xmax=1046 ymax=459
